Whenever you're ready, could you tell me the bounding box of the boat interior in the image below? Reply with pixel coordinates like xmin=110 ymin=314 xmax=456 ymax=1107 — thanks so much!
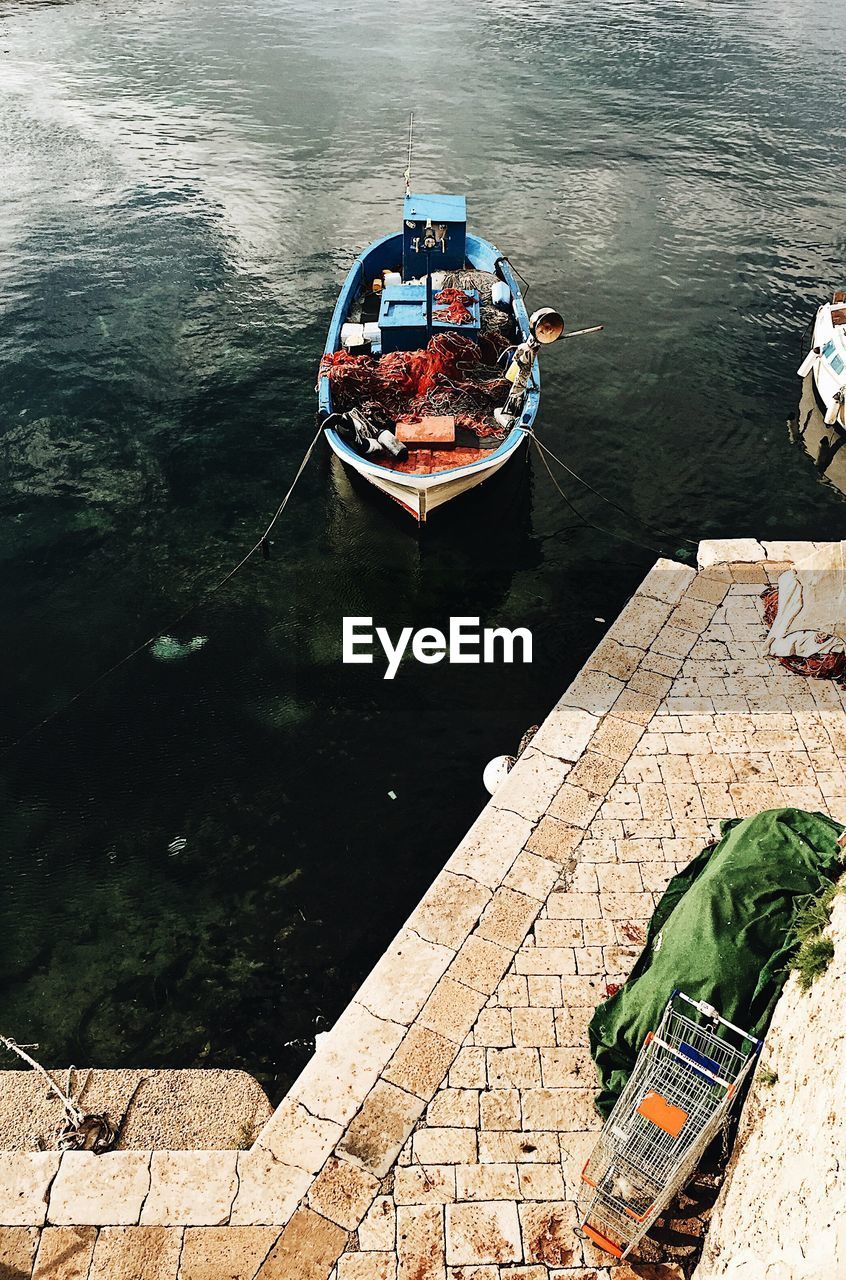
xmin=319 ymin=195 xmax=536 ymax=477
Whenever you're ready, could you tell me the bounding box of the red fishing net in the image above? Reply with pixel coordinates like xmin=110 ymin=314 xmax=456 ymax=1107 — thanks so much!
xmin=320 ymin=332 xmax=512 ymax=436
xmin=761 ymin=588 xmax=846 ymax=683
xmin=433 ymin=287 xmax=475 ymax=325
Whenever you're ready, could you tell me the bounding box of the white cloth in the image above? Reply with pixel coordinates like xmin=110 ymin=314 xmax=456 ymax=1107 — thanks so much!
xmin=765 ymin=542 xmax=846 ymax=658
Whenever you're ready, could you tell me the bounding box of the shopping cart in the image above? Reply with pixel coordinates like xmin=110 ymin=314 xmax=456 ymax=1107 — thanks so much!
xmin=578 ymin=989 xmax=763 ymax=1260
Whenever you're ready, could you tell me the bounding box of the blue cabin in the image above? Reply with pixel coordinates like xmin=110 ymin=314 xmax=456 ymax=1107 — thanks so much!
xmin=402 ymin=193 xmax=466 ymax=279
xmin=360 ymin=193 xmax=475 ymax=353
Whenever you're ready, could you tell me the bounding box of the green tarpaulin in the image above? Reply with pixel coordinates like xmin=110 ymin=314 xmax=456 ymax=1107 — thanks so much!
xmin=589 ymin=807 xmax=844 ymax=1117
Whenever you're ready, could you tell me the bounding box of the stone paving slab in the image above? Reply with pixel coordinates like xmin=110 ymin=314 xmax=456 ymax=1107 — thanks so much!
xmin=0 ymin=1068 xmax=272 ymax=1152
xmin=1 ymin=544 xmax=843 ymax=1280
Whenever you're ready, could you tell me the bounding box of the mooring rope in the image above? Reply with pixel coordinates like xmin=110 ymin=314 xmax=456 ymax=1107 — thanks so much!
xmin=524 ymin=429 xmax=696 ymax=558
xmin=525 ymin=430 xmax=677 ymax=559
xmin=3 ymin=422 xmax=325 ymax=756
xmin=0 ymin=1036 xmax=116 ymax=1152
xmin=525 ymin=429 xmax=698 ymax=550
xmin=215 ymin=420 xmax=324 ymax=587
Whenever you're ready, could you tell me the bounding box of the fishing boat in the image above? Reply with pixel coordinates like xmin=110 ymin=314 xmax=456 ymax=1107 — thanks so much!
xmin=798 ymin=290 xmax=846 ymax=432
xmin=317 ymin=190 xmax=569 ymax=523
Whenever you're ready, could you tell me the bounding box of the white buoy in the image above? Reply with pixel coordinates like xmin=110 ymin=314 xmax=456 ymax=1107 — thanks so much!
xmin=483 ymin=754 xmax=515 ymax=795
xmin=491 ymin=280 xmax=511 ymax=310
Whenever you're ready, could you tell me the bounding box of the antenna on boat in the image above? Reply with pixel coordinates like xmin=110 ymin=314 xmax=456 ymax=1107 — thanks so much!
xmin=404 ymin=113 xmax=414 ymax=195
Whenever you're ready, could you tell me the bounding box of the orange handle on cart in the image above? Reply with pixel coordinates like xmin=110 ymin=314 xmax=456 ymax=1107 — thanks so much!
xmin=582 ymin=1223 xmax=623 ymax=1258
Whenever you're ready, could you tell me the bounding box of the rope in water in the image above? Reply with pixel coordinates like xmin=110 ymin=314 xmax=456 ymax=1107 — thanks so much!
xmin=5 ymin=416 xmax=692 ymax=754
xmin=2 ymin=422 xmax=325 ymax=757
xmin=525 ymin=429 xmax=698 ymax=550
xmin=524 ymin=430 xmax=686 ymax=559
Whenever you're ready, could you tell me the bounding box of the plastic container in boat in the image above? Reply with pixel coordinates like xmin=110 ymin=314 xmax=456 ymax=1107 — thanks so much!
xmin=362 ymin=322 xmax=381 ymax=343
xmin=341 ymin=323 xmax=365 ymax=350
xmin=408 ymin=271 xmax=447 ymax=290
xmin=383 ymin=270 xmax=402 ymax=288
xmin=491 ymin=280 xmax=511 ymax=310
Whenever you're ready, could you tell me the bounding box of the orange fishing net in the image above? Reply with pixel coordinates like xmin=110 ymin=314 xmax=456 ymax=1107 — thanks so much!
xmin=432 ymin=287 xmax=475 ymax=325
xmin=320 ymin=332 xmax=512 ymax=435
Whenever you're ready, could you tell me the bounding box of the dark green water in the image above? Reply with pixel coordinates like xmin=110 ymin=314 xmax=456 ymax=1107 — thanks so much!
xmin=1 ymin=0 xmax=844 ymax=1099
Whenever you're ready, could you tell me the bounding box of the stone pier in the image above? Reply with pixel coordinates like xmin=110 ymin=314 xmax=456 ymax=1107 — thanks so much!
xmin=1 ymin=541 xmax=844 ymax=1280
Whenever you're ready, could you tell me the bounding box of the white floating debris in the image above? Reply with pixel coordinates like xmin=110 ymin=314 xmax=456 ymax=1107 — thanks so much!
xmin=388 ymin=790 xmax=397 ymax=800
xmin=595 ymin=616 xmax=606 ymax=623
xmin=150 ymin=634 xmax=208 ymax=662
xmin=168 ymin=836 xmax=188 ymax=855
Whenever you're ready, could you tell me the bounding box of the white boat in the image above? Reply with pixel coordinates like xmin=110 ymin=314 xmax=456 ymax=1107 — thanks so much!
xmin=317 ymin=191 xmax=563 ymax=523
xmin=798 ymin=290 xmax=846 ymax=430
xmin=792 ymin=360 xmax=846 ymax=496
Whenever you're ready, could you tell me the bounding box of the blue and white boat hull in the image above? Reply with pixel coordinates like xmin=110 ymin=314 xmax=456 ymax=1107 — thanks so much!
xmin=318 ymin=232 xmax=539 ymax=522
